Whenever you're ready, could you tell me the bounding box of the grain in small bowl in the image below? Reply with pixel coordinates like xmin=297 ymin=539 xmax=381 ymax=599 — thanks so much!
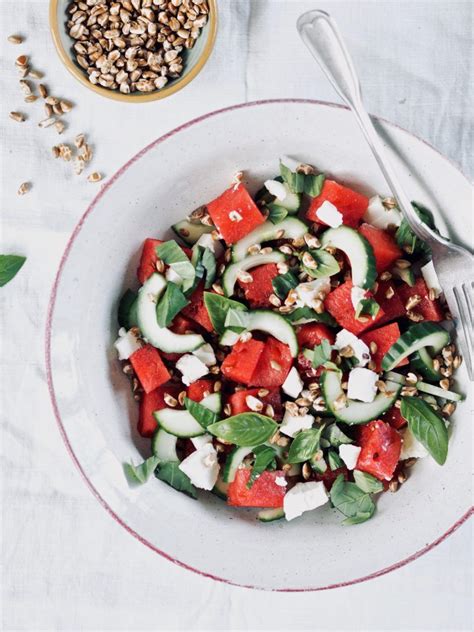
xmin=50 ymin=0 xmax=217 ymax=103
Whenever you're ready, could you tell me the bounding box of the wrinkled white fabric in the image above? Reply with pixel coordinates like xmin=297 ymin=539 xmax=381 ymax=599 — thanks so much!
xmin=1 ymin=1 xmax=472 ymax=630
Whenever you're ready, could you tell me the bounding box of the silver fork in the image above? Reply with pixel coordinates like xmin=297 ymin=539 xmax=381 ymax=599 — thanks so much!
xmin=297 ymin=9 xmax=474 ymax=381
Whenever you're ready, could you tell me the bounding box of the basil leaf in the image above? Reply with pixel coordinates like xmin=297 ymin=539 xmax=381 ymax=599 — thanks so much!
xmin=155 ymin=281 xmax=189 ymax=327
xmin=224 ymin=307 xmax=250 ymax=332
xmin=248 ymin=445 xmax=277 ymax=488
xmin=401 ymin=396 xmax=448 ymax=465
xmin=280 ymin=161 xmax=305 ymax=193
xmin=208 ymin=413 xmax=277 ymax=447
xmin=184 ymin=397 xmax=219 ymax=429
xmin=156 ymin=240 xmax=195 ymax=291
xmin=395 ymin=202 xmax=439 ymax=257
xmin=303 ymin=249 xmax=340 ymax=279
xmin=272 ymin=271 xmax=299 ymax=300
xmin=327 ymin=449 xmax=344 ymax=471
xmin=353 ymin=470 xmax=384 ymax=494
xmin=154 ymin=461 xmax=197 ymax=499
xmin=355 ymin=297 xmax=380 ymax=320
xmin=267 ymin=206 xmax=288 ymax=224
xmin=304 ymin=173 xmax=325 ymax=197
xmin=323 ymin=423 xmax=353 ymax=448
xmin=312 ymin=339 xmax=332 ymax=368
xmin=284 ymin=307 xmax=337 ymax=327
xmin=0 ymin=254 xmax=26 ymax=287
xmin=330 ymin=474 xmax=376 ymax=525
xmin=287 ymin=426 xmax=324 ymax=464
xmin=124 ymin=455 xmax=160 ymax=485
xmin=118 ymin=289 xmax=138 ymax=329
xmin=201 ymin=247 xmax=216 ymax=289
xmin=203 ymin=293 xmax=247 ymax=334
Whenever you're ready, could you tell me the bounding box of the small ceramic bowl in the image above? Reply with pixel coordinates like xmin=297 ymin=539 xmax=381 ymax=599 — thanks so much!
xmin=49 ymin=0 xmax=217 ymax=103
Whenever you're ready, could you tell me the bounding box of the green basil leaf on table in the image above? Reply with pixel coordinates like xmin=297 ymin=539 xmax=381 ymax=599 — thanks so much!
xmin=401 ymin=396 xmax=448 ymax=465
xmin=279 ymin=161 xmax=305 ymax=194
xmin=0 ymin=254 xmax=26 ymax=287
xmin=224 ymin=307 xmax=251 ymax=333
xmin=312 ymin=338 xmax=332 ymax=368
xmin=327 ymin=449 xmax=344 ymax=471
xmin=355 ymin=297 xmax=380 ymax=320
xmin=267 ymin=206 xmax=288 ymax=224
xmin=124 ymin=455 xmax=160 ymax=485
xmin=155 ymin=281 xmax=189 ymax=327
xmin=201 ymin=247 xmax=216 ymax=289
xmin=284 ymin=306 xmax=337 ymax=327
xmin=287 ymin=426 xmax=324 ymax=464
xmin=303 ymin=173 xmax=325 ymax=197
xmin=303 ymin=248 xmax=340 ymax=279
xmin=323 ymin=423 xmax=353 ymax=448
xmin=154 ymin=461 xmax=197 ymax=499
xmin=208 ymin=413 xmax=277 ymax=447
xmin=247 ymin=445 xmax=278 ymax=488
xmin=272 ymin=271 xmax=299 ymax=300
xmin=203 ymin=293 xmax=247 ymax=334
xmin=184 ymin=397 xmax=219 ymax=429
xmin=330 ymin=474 xmax=376 ymax=525
xmin=156 ymin=240 xmax=195 ymax=291
xmin=395 ymin=202 xmax=439 ymax=257
xmin=353 ymin=470 xmax=384 ymax=494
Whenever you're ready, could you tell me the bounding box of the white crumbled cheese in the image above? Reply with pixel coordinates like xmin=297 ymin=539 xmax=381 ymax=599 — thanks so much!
xmin=334 ymin=329 xmax=371 ymax=367
xmin=195 ymin=233 xmax=223 ymax=257
xmin=315 ymin=200 xmax=343 ymax=227
xmin=275 ymin=476 xmax=288 ymax=488
xmin=280 ymin=155 xmax=302 ymax=172
xmin=279 ymin=411 xmax=315 ymax=438
xmin=284 ymin=481 xmax=329 ymax=521
xmin=229 ymin=210 xmax=243 ymax=222
xmin=176 ymin=354 xmax=209 ymax=386
xmin=347 ymin=367 xmax=379 ymax=402
xmin=192 ymin=343 xmax=216 ymax=367
xmin=282 ymin=367 xmax=304 ymax=399
xmin=114 ymin=328 xmax=142 ymax=360
xmin=339 ymin=444 xmax=362 ymax=470
xmin=264 ymin=179 xmax=288 ymax=201
xmin=178 ymin=443 xmax=219 ymax=490
xmin=351 ymin=286 xmax=367 ymax=311
xmin=400 ymin=427 xmax=428 ymax=460
xmin=363 ymin=195 xmax=402 ymax=229
xmin=295 ymin=277 xmax=332 ymax=308
xmin=165 ymin=266 xmax=183 ymax=284
xmin=191 ymin=434 xmax=213 ymax=450
xmin=421 ymin=260 xmax=443 ymax=298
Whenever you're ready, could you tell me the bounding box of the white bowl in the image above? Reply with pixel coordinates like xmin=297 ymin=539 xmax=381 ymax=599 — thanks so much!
xmin=46 ymin=100 xmax=473 ymax=591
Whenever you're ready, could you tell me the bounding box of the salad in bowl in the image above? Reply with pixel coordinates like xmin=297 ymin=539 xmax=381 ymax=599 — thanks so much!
xmin=115 ymin=157 xmax=463 ymax=525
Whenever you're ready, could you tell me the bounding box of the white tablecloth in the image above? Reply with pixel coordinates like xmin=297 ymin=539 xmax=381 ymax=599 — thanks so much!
xmin=2 ymin=1 xmax=472 ymax=630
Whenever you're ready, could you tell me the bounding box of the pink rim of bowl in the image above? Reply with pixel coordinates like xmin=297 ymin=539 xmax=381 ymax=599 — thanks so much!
xmin=45 ymin=98 xmax=474 ymax=592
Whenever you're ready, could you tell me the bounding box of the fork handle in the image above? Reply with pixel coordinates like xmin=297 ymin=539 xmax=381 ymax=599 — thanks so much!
xmin=296 ymin=10 xmax=448 ymax=246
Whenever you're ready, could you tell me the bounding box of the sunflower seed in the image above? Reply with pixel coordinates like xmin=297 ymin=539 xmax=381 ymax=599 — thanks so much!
xmin=17 ymin=182 xmax=30 ymax=195
xmin=9 ymin=111 xmax=25 ymax=122
xmin=87 ymin=171 xmax=103 ymax=183
xmin=8 ymin=35 xmax=23 ymax=44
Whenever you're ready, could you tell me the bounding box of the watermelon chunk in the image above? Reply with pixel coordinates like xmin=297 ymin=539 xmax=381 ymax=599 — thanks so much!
xmin=324 ymin=280 xmax=385 ymax=335
xmin=227 ymin=387 xmax=282 ymax=419
xmin=206 ymin=183 xmax=265 ymax=245
xmin=249 ymin=336 xmax=293 ymax=387
xmin=227 ymin=469 xmax=286 ymax=507
xmin=315 ymin=466 xmax=349 ymax=491
xmin=187 ymin=378 xmax=214 ymax=402
xmin=358 ymin=223 xmax=402 ymax=272
xmin=356 ymin=420 xmax=401 ymax=481
xmin=361 ymin=322 xmax=409 ymax=372
xmin=137 ymin=383 xmax=181 ymax=437
xmin=130 ymin=344 xmax=171 ymax=394
xmin=238 ymin=263 xmax=279 ymax=308
xmin=221 ymin=339 xmax=265 ymax=385
xmin=383 ymin=406 xmax=407 ymax=430
xmin=296 ymin=323 xmax=335 ymax=348
xmin=374 ymin=281 xmax=406 ymax=326
xmin=137 ymin=238 xmax=162 ymax=285
xmin=307 ymin=180 xmax=369 ymax=227
xmin=181 ymin=283 xmax=214 ymax=332
xmin=398 ymin=278 xmax=443 ymax=321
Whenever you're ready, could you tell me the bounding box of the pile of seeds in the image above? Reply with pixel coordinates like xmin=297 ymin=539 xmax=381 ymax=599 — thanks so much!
xmin=66 ymin=0 xmax=210 ymax=94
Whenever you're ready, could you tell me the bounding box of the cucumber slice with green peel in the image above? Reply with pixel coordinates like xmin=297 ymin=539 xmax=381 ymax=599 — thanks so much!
xmin=321 ymin=370 xmax=401 ymax=425
xmin=310 ymin=455 xmax=328 ymax=474
xmin=383 ymin=371 xmax=406 ymax=385
xmin=391 ymin=266 xmax=416 ymax=287
xmin=118 ymin=289 xmax=138 ymax=329
xmin=411 ymin=348 xmax=442 ymax=381
xmin=257 ymin=507 xmax=285 ymax=522
xmin=154 ymin=393 xmax=221 ymax=438
xmin=320 ymin=226 xmax=377 ymax=289
xmin=232 ymin=218 xmax=308 ymax=262
xmin=222 ymin=251 xmax=286 ymax=297
xmin=151 ymin=428 xmax=179 ymax=461
xmin=415 ymin=381 xmax=464 ymax=402
xmin=172 ymin=219 xmax=214 ymax=245
xmin=212 ymin=475 xmax=229 ymax=500
xmin=223 ymin=446 xmax=255 ymax=483
xmin=381 ymin=322 xmax=450 ymax=372
xmin=137 ymin=273 xmax=204 ymax=353
xmin=267 ymin=182 xmax=301 ymax=214
xmin=225 ymin=309 xmax=299 ymax=357
xmin=219 ymin=329 xmax=241 ymax=346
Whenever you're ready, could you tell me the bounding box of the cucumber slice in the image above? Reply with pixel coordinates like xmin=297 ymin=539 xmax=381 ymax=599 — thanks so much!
xmin=232 ymin=218 xmax=307 ymax=262
xmin=415 ymin=381 xmax=464 ymax=402
xmin=223 ymin=446 xmax=254 ymax=483
xmin=267 ymin=182 xmax=301 ymax=214
xmin=212 ymin=474 xmax=229 ymax=500
xmin=321 ymin=370 xmax=401 ymax=425
xmin=222 ymin=251 xmax=285 ymax=297
xmin=381 ymin=322 xmax=450 ymax=372
xmin=219 ymin=329 xmax=241 ymax=346
xmin=320 ymin=226 xmax=377 ymax=289
xmin=154 ymin=393 xmax=221 ymax=438
xmin=257 ymin=507 xmax=285 ymax=522
xmin=151 ymin=428 xmax=179 ymax=461
xmin=411 ymin=348 xmax=442 ymax=381
xmin=172 ymin=219 xmax=214 ymax=245
xmin=137 ymin=273 xmax=204 ymax=353
xmin=226 ymin=309 xmax=298 ymax=357
xmin=118 ymin=289 xmax=138 ymax=329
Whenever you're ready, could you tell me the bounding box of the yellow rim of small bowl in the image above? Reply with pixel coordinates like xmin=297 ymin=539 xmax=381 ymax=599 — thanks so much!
xmin=49 ymin=0 xmax=218 ymax=103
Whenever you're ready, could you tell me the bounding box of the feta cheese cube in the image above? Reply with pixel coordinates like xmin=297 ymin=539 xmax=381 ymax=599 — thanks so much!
xmin=165 ymin=266 xmax=183 ymax=285
xmin=178 ymin=443 xmax=219 ymax=490
xmin=275 ymin=476 xmax=288 ymax=488
xmin=114 ymin=328 xmax=142 ymax=360
xmin=347 ymin=367 xmax=378 ymax=402
xmin=195 ymin=233 xmax=223 ymax=257
xmin=279 ymin=410 xmax=314 ymax=438
xmin=284 ymin=481 xmax=328 ymax=521
xmin=176 ymin=354 xmax=209 ymax=386
xmin=192 ymin=343 xmax=216 ymax=367
xmin=295 ymin=277 xmax=332 ymax=308
xmin=421 ymin=260 xmax=442 ymax=298
xmin=400 ymin=427 xmax=428 ymax=460
xmin=282 ymin=367 xmax=304 ymax=399
xmin=191 ymin=434 xmax=213 ymax=450
xmin=350 ymin=285 xmax=367 ymax=311
xmin=363 ymin=195 xmax=402 ymax=229
xmin=339 ymin=444 xmax=362 ymax=470
xmin=315 ymin=201 xmax=343 ymax=227
xmin=264 ymin=179 xmax=287 ymax=201
xmin=334 ymin=329 xmax=371 ymax=367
